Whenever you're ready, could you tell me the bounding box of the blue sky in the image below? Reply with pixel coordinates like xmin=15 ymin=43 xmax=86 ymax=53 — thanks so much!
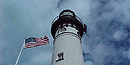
xmin=1 ymin=0 xmax=130 ymax=65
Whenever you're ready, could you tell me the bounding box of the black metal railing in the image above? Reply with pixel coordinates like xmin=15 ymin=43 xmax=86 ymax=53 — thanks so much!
xmin=52 ymin=15 xmax=83 ymax=26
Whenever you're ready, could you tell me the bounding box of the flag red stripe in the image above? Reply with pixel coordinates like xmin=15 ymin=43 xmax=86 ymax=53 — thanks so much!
xmin=24 ymin=40 xmax=49 ymax=49
xmin=24 ymin=36 xmax=49 ymax=49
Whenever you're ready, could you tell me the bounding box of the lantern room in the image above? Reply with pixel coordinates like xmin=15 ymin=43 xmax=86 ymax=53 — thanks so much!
xmin=51 ymin=10 xmax=87 ymax=39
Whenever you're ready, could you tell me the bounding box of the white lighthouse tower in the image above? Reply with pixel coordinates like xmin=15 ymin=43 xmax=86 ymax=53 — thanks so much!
xmin=51 ymin=10 xmax=87 ymax=65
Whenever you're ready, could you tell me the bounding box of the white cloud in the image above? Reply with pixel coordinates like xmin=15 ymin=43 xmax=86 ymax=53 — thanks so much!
xmin=113 ymin=30 xmax=128 ymax=41
xmin=85 ymin=61 xmax=93 ymax=65
xmin=82 ymin=1 xmax=130 ymax=64
xmin=22 ymin=51 xmax=52 ymax=65
xmin=90 ymin=43 xmax=111 ymax=65
xmin=123 ymin=48 xmax=130 ymax=60
xmin=127 ymin=48 xmax=130 ymax=59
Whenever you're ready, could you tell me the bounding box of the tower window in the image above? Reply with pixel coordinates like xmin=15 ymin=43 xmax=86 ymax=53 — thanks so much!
xmin=58 ymin=27 xmax=66 ymax=33
xmin=60 ymin=27 xmax=66 ymax=32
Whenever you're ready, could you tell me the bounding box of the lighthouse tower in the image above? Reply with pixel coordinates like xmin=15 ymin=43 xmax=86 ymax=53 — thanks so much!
xmin=51 ymin=10 xmax=87 ymax=65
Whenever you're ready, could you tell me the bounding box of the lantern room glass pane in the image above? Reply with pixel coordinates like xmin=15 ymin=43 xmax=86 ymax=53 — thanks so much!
xmin=60 ymin=12 xmax=74 ymax=16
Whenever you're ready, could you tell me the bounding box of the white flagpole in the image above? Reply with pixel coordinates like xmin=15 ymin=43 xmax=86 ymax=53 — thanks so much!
xmin=15 ymin=38 xmax=25 ymax=65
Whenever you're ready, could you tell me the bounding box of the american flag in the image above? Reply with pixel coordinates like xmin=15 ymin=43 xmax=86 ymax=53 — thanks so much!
xmin=24 ymin=36 xmax=49 ymax=49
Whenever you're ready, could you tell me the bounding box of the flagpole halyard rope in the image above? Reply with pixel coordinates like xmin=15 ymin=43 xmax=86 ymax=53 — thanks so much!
xmin=15 ymin=38 xmax=25 ymax=65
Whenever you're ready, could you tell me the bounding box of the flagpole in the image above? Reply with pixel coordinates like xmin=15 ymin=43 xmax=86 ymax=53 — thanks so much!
xmin=15 ymin=38 xmax=25 ymax=65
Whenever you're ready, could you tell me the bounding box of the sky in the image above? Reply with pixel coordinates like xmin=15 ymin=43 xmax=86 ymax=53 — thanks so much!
xmin=1 ymin=0 xmax=130 ymax=65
